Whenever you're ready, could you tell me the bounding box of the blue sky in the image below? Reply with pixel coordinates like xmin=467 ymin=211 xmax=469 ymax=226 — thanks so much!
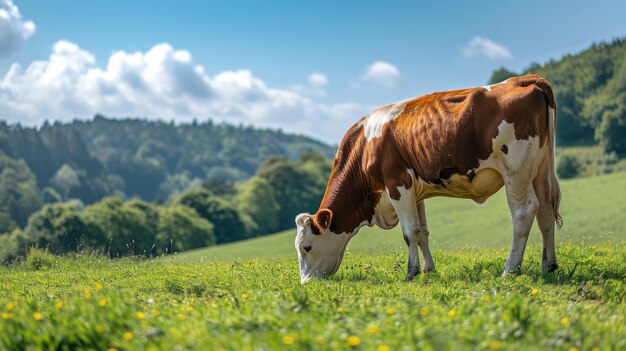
xmin=1 ymin=0 xmax=625 ymax=143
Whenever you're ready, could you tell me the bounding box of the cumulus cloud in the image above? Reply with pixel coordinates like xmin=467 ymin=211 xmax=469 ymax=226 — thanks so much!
xmin=462 ymin=36 xmax=512 ymax=60
xmin=0 ymin=40 xmax=368 ymax=143
xmin=360 ymin=61 xmax=401 ymax=88
xmin=0 ymin=0 xmax=35 ymax=57
xmin=308 ymin=72 xmax=328 ymax=87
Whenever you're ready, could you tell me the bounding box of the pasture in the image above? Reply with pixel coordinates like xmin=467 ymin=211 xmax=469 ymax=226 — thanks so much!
xmin=1 ymin=173 xmax=625 ymax=350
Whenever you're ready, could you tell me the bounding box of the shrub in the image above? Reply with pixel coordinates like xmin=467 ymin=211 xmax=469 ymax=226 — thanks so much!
xmin=557 ymin=154 xmax=582 ymax=179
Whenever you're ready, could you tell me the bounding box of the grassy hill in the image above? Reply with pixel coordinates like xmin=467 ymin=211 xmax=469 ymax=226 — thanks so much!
xmin=173 ymin=172 xmax=626 ymax=262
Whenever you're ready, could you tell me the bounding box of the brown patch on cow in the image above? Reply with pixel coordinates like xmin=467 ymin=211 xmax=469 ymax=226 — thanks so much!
xmin=501 ymin=144 xmax=508 ymax=154
xmin=314 ymin=73 xmax=556 ymax=235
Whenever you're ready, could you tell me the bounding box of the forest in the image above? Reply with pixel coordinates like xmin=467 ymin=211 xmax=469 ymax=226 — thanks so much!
xmin=1 ymin=37 xmax=626 ymax=261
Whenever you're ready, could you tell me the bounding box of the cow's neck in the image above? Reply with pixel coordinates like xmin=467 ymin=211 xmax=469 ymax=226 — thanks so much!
xmin=318 ymin=137 xmax=379 ymax=235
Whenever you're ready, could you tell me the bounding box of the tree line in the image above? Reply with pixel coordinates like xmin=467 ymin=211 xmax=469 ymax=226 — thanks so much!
xmin=0 ymin=151 xmax=331 ymax=262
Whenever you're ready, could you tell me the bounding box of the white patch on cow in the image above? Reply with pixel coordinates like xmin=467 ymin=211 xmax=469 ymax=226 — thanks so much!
xmin=385 ymin=170 xmax=424 ymax=276
xmin=489 ymin=120 xmax=540 ymax=179
xmin=370 ymin=192 xmax=399 ymax=229
xmin=362 ymin=101 xmax=406 ymax=141
xmin=482 ymin=78 xmax=510 ymax=92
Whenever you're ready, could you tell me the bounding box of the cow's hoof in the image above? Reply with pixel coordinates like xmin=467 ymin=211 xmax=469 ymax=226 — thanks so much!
xmin=542 ymin=262 xmax=559 ymax=273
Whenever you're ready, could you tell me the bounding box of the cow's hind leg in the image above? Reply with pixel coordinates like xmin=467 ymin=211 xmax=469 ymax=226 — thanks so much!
xmin=388 ymin=187 xmax=421 ymax=280
xmin=416 ymin=201 xmax=435 ymax=272
xmin=533 ymin=160 xmax=558 ymax=272
xmin=503 ymin=181 xmax=539 ymax=276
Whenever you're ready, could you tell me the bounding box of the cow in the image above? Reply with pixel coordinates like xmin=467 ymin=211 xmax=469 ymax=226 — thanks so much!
xmin=295 ymin=74 xmax=562 ymax=284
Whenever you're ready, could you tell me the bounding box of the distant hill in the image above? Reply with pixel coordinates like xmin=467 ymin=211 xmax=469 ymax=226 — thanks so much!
xmin=489 ymin=36 xmax=626 ymax=155
xmin=0 ymin=116 xmax=334 ymax=203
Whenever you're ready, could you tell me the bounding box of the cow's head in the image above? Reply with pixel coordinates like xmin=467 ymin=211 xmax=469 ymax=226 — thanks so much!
xmin=295 ymin=209 xmax=352 ymax=284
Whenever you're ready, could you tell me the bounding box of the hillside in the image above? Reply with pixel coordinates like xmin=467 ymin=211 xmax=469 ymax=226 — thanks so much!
xmin=174 ymin=172 xmax=626 ymax=262
xmin=0 ymin=116 xmax=333 ymax=203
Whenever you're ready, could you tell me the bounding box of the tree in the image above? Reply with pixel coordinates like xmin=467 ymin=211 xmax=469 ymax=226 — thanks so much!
xmin=82 ymin=197 xmax=155 ymax=257
xmin=157 ymin=205 xmax=215 ymax=253
xmin=0 ymin=212 xmax=17 ymax=234
xmin=233 ymin=177 xmax=279 ymax=235
xmin=257 ymin=156 xmax=325 ymax=230
xmin=25 ymin=203 xmax=104 ymax=253
xmin=174 ymin=189 xmax=249 ymax=243
xmin=0 ymin=153 xmax=43 ymax=227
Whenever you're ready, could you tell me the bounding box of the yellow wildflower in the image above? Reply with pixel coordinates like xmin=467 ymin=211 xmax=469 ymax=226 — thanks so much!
xmin=95 ymin=282 xmax=103 ymax=290
xmin=448 ymin=309 xmax=457 ymax=317
xmin=55 ymin=301 xmax=64 ymax=309
xmin=377 ymin=346 xmax=391 ymax=351
xmin=561 ymin=317 xmax=569 ymax=325
xmin=419 ymin=306 xmax=429 ymax=316
xmin=1 ymin=312 xmax=11 ymax=319
xmin=241 ymin=293 xmax=249 ymax=299
xmin=489 ymin=340 xmax=501 ymax=350
xmin=177 ymin=313 xmax=186 ymax=321
xmin=96 ymin=325 xmax=106 ymax=333
xmin=98 ymin=298 xmax=108 ymax=307
xmin=313 ymin=336 xmax=327 ymax=345
xmin=367 ymin=325 xmax=380 ymax=333
xmin=346 ymin=336 xmax=361 ymax=347
xmin=33 ymin=312 xmax=44 ymax=321
xmin=481 ymin=295 xmax=490 ymax=302
xmin=84 ymin=289 xmax=92 ymax=299
xmin=530 ymin=288 xmax=539 ymax=296
xmin=6 ymin=302 xmax=15 ymax=311
xmin=282 ymin=336 xmax=295 ymax=345
xmin=385 ymin=307 xmax=395 ymax=315
xmin=336 ymin=307 xmax=345 ymax=313
xmin=135 ymin=311 xmax=146 ymax=320
xmin=123 ymin=332 xmax=134 ymax=341
xmin=107 ymin=348 xmax=118 ymax=351
xmin=151 ymin=309 xmax=161 ymax=317
xmin=184 ymin=305 xmax=193 ymax=312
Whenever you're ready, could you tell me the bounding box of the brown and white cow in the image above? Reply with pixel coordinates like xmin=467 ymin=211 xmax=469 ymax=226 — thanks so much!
xmin=295 ymin=74 xmax=562 ymax=284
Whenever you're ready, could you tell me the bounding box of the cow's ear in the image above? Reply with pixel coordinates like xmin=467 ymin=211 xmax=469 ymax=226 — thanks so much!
xmin=295 ymin=213 xmax=311 ymax=227
xmin=314 ymin=209 xmax=333 ymax=232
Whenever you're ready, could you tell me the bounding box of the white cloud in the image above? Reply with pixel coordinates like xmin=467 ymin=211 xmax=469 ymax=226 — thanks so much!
xmin=462 ymin=36 xmax=512 ymax=60
xmin=308 ymin=72 xmax=328 ymax=87
xmin=0 ymin=40 xmax=368 ymax=143
xmin=360 ymin=61 xmax=401 ymax=88
xmin=0 ymin=0 xmax=35 ymax=57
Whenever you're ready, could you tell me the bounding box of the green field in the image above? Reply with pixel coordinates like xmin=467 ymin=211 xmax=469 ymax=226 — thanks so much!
xmin=1 ymin=173 xmax=625 ymax=350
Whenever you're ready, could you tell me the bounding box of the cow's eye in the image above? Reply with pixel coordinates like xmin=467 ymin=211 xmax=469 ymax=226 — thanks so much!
xmin=303 ymin=245 xmax=312 ymax=253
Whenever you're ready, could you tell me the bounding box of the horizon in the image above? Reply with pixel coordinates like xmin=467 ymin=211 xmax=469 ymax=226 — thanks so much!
xmin=1 ymin=1 xmax=626 ymax=143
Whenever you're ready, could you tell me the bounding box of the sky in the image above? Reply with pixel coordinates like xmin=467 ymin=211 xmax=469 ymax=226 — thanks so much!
xmin=1 ymin=0 xmax=626 ymax=144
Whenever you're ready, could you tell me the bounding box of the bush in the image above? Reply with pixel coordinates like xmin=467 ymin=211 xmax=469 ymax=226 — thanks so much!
xmin=24 ymin=248 xmax=57 ymax=270
xmin=557 ymin=154 xmax=582 ymax=179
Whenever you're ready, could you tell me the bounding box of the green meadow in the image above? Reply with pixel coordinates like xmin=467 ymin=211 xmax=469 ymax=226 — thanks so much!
xmin=1 ymin=173 xmax=625 ymax=350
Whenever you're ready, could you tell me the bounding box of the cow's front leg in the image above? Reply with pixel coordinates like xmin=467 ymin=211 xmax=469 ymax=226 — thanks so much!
xmin=387 ymin=185 xmax=421 ymax=280
xmin=402 ymin=225 xmax=421 ymax=280
xmin=416 ymin=201 xmax=435 ymax=272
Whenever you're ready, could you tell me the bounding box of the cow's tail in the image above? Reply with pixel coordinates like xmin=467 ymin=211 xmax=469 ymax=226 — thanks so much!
xmin=535 ymin=77 xmax=563 ymax=228
xmin=547 ymin=105 xmax=562 ymax=227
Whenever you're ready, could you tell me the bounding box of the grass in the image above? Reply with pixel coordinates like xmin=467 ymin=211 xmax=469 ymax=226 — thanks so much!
xmin=0 ymin=173 xmax=625 ymax=350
